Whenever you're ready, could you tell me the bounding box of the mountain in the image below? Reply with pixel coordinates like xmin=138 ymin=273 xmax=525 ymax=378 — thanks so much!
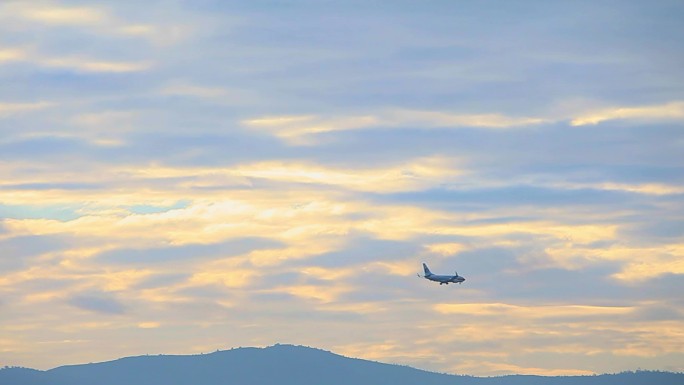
xmin=1 ymin=344 xmax=682 ymax=385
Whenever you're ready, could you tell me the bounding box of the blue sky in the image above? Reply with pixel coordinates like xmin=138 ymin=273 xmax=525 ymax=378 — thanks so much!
xmin=1 ymin=0 xmax=683 ymax=376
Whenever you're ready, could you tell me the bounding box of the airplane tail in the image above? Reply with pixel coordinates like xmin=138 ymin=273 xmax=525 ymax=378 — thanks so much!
xmin=422 ymin=263 xmax=432 ymax=276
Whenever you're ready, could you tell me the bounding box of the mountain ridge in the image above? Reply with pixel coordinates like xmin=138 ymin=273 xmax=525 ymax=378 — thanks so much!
xmin=1 ymin=344 xmax=682 ymax=385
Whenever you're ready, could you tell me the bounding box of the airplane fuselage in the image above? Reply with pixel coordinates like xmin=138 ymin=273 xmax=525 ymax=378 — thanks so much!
xmin=424 ymin=273 xmax=465 ymax=285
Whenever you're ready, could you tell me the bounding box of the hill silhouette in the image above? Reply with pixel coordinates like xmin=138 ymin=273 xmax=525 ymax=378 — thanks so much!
xmin=1 ymin=344 xmax=682 ymax=385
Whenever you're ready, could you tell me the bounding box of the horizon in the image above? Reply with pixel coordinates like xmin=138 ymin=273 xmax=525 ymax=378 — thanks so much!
xmin=1 ymin=0 xmax=683 ymax=377
xmin=4 ymin=343 xmax=683 ymax=377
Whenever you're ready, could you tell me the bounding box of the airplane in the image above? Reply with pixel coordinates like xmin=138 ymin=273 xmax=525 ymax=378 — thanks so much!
xmin=418 ymin=263 xmax=465 ymax=285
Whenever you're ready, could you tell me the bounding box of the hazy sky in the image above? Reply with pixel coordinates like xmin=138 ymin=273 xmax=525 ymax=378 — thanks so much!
xmin=1 ymin=0 xmax=683 ymax=377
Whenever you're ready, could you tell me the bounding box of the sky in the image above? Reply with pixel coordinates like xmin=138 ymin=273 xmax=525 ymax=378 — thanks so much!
xmin=1 ymin=0 xmax=683 ymax=377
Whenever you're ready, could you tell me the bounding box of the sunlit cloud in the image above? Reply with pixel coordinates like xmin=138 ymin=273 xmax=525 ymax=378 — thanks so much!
xmin=0 ymin=157 xmax=462 ymax=207
xmin=271 ymin=284 xmax=351 ymax=303
xmin=385 ymin=109 xmax=548 ymax=128
xmin=247 ymin=243 xmax=342 ymax=267
xmin=433 ymin=222 xmax=618 ymax=245
xmin=40 ymin=56 xmax=152 ymax=73
xmin=611 ymin=322 xmax=684 ymax=357
xmin=365 ymin=260 xmax=420 ymax=276
xmin=246 ymin=101 xmax=684 ymax=144
xmin=158 ymin=82 xmax=252 ymax=102
xmin=451 ymin=360 xmax=595 ymax=377
xmin=58 ymin=110 xmax=141 ymax=145
xmin=549 ymin=181 xmax=684 ymax=196
xmin=243 ymin=109 xmax=546 ymax=143
xmin=137 ymin=322 xmax=160 ymax=329
xmin=190 ymin=268 xmax=257 ymax=289
xmin=0 ymin=46 xmax=152 ymax=73
xmin=425 ymin=242 xmax=468 ymax=256
xmin=545 ymin=243 xmax=684 ymax=278
xmin=433 ymin=303 xmax=633 ymax=318
xmin=0 ymin=102 xmax=53 ymax=117
xmin=332 ymin=342 xmax=437 ymax=364
xmin=232 ymin=157 xmax=463 ymax=192
xmin=571 ymin=101 xmax=684 ymax=126
xmin=100 ymin=269 xmax=154 ymax=291
xmin=1 ymin=2 xmax=189 ymax=45
xmin=317 ymin=302 xmax=388 ymax=314
xmin=10 ymin=4 xmax=105 ymax=26
xmin=612 ymin=247 xmax=684 ymax=281
xmin=0 ymin=48 xmax=26 ymax=63
xmin=299 ymin=266 xmax=355 ymax=281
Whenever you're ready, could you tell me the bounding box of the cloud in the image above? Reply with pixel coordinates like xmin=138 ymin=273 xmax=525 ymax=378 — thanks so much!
xmin=571 ymin=101 xmax=684 ymax=126
xmin=158 ymin=82 xmax=254 ymax=103
xmin=433 ymin=303 xmax=633 ymax=318
xmin=1 ymin=2 xmax=189 ymax=45
xmin=133 ymin=273 xmax=190 ymax=290
xmin=304 ymin=237 xmax=421 ymax=269
xmin=0 ymin=48 xmax=26 ymax=63
xmin=11 ymin=4 xmax=106 ymax=26
xmin=452 ymin=360 xmax=596 ymax=377
xmin=68 ymin=293 xmax=126 ymax=315
xmin=0 ymin=2 xmax=200 ymax=77
xmin=632 ymin=304 xmax=683 ymax=322
xmin=385 ymin=109 xmax=547 ymax=128
xmin=549 ymin=181 xmax=684 ymax=196
xmin=230 ymin=156 xmax=462 ymax=192
xmin=267 ymin=284 xmax=352 ymax=303
xmin=0 ymin=235 xmax=66 ymax=271
xmin=383 ymin=185 xmax=642 ymax=212
xmin=0 ymin=156 xmax=461 ymax=202
xmin=0 ymin=102 xmax=53 ymax=117
xmin=0 ymin=182 xmax=101 ymax=191
xmin=0 ymin=46 xmax=151 ymax=73
xmin=96 ymin=238 xmax=283 ymax=266
xmin=137 ymin=321 xmax=160 ymax=328
xmin=39 ymin=56 xmax=152 ymax=73
xmin=243 ymin=109 xmax=547 ymax=143
xmin=612 ymin=250 xmax=684 ymax=281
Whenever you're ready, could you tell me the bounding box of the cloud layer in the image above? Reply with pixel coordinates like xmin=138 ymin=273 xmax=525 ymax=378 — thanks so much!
xmin=1 ymin=0 xmax=683 ymax=376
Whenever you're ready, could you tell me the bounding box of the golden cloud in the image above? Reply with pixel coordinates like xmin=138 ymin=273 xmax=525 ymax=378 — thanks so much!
xmin=242 ymin=109 xmax=546 ymax=143
xmin=433 ymin=303 xmax=633 ymax=318
xmin=571 ymin=101 xmax=684 ymax=126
